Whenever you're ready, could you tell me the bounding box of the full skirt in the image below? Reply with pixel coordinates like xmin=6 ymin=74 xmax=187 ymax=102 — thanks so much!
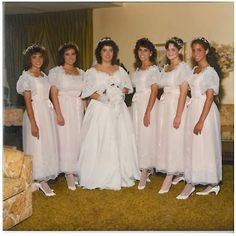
xmin=23 ymin=100 xmax=59 ymax=181
xmin=77 ymin=99 xmax=140 ymax=190
xmin=184 ymin=98 xmax=222 ymax=185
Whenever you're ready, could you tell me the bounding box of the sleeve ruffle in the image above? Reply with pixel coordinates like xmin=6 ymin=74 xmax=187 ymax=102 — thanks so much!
xmin=200 ymin=67 xmax=219 ymax=95
xmin=16 ymin=71 xmax=31 ymax=95
xmin=48 ymin=66 xmax=60 ymax=87
xmin=120 ymin=67 xmax=133 ymax=94
xmin=176 ymin=63 xmax=191 ymax=86
xmin=81 ymin=68 xmax=98 ymax=98
xmin=145 ymin=66 xmax=161 ymax=87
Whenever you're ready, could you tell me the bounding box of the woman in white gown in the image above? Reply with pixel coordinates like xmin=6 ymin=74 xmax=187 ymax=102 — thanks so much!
xmin=131 ymin=38 xmax=160 ymax=190
xmin=176 ymin=37 xmax=222 ymax=200
xmin=16 ymin=45 xmax=59 ymax=196
xmin=155 ymin=37 xmax=191 ymax=194
xmin=77 ymin=37 xmax=140 ymax=190
xmin=49 ymin=43 xmax=85 ymax=191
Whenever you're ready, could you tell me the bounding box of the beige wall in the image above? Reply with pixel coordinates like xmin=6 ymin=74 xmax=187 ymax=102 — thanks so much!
xmin=93 ymin=2 xmax=234 ymax=104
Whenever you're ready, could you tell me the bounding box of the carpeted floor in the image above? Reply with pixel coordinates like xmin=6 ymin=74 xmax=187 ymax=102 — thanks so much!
xmin=11 ymin=164 xmax=233 ymax=231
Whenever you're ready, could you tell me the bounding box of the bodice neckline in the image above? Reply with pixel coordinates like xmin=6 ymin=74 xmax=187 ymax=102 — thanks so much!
xmin=59 ymin=66 xmax=81 ymax=77
xmin=92 ymin=66 xmax=120 ymax=76
xmin=163 ymin=61 xmax=184 ymax=73
xmin=137 ymin=65 xmax=157 ymax=72
xmin=25 ymin=70 xmax=45 ymax=79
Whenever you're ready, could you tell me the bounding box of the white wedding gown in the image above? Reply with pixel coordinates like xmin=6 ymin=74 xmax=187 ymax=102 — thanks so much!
xmin=77 ymin=66 xmax=140 ymax=190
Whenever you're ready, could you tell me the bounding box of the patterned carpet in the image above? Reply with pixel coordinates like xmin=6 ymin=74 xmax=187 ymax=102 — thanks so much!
xmin=11 ymin=164 xmax=233 ymax=231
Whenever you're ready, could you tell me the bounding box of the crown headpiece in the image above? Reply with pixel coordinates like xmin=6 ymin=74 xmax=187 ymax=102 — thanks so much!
xmin=97 ymin=37 xmax=112 ymax=46
xmin=168 ymin=37 xmax=183 ymax=48
xmin=194 ymin=37 xmax=210 ymax=46
xmin=22 ymin=44 xmax=45 ymax=55
xmin=58 ymin=42 xmax=79 ymax=52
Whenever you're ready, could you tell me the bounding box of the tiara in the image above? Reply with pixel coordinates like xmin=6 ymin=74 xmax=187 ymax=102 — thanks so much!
xmin=194 ymin=37 xmax=210 ymax=45
xmin=58 ymin=42 xmax=79 ymax=52
xmin=97 ymin=37 xmax=112 ymax=45
xmin=168 ymin=37 xmax=183 ymax=48
xmin=22 ymin=44 xmax=45 ymax=55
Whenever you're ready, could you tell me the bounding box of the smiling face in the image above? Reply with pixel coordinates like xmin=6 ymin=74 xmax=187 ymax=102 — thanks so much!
xmin=166 ymin=43 xmax=180 ymax=61
xmin=192 ymin=43 xmax=208 ymax=63
xmin=138 ymin=46 xmax=152 ymax=64
xmin=64 ymin=48 xmax=76 ymax=66
xmin=31 ymin=53 xmax=43 ymax=69
xmin=101 ymin=45 xmax=113 ymax=63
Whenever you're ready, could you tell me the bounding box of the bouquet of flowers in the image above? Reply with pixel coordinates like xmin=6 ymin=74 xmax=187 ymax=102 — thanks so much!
xmin=105 ymin=81 xmax=124 ymax=105
xmin=211 ymin=42 xmax=234 ymax=78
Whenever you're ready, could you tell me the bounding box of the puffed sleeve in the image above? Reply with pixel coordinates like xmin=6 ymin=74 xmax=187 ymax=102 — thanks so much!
xmin=145 ymin=66 xmax=161 ymax=87
xmin=81 ymin=68 xmax=97 ymax=98
xmin=176 ymin=62 xmax=191 ymax=86
xmin=16 ymin=71 xmax=31 ymax=95
xmin=120 ymin=67 xmax=133 ymax=94
xmin=200 ymin=67 xmax=219 ymax=95
xmin=48 ymin=66 xmax=60 ymax=87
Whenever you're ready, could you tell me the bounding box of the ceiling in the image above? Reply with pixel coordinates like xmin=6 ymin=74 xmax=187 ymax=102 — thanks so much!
xmin=4 ymin=2 xmax=123 ymax=15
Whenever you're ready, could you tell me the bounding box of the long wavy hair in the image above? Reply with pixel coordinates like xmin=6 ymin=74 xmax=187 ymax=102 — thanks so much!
xmin=191 ymin=37 xmax=222 ymax=79
xmin=22 ymin=44 xmax=48 ymax=71
xmin=133 ymin=38 xmax=157 ymax=69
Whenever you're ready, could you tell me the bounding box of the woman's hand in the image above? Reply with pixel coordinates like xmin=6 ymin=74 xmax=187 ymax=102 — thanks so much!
xmin=193 ymin=120 xmax=204 ymax=135
xmin=31 ymin=121 xmax=39 ymax=139
xmin=143 ymin=112 xmax=150 ymax=127
xmin=57 ymin=114 xmax=65 ymax=126
xmin=122 ymin=87 xmax=129 ymax=94
xmin=173 ymin=115 xmax=181 ymax=129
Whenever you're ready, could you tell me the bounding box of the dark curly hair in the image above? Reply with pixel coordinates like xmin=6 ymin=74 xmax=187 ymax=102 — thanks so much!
xmin=23 ymin=44 xmax=48 ymax=71
xmin=95 ymin=37 xmax=119 ymax=65
xmin=165 ymin=37 xmax=184 ymax=64
xmin=191 ymin=37 xmax=222 ymax=79
xmin=57 ymin=42 xmax=80 ymax=66
xmin=133 ymin=38 xmax=157 ymax=69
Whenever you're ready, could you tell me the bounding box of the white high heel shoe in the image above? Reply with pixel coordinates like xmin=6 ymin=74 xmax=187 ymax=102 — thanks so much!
xmin=65 ymin=175 xmax=76 ymax=191
xmin=35 ymin=182 xmax=56 ymax=197
xmin=196 ymin=185 xmax=220 ymax=195
xmin=138 ymin=171 xmax=152 ymax=190
xmin=172 ymin=176 xmax=185 ymax=185
xmin=176 ymin=186 xmax=195 ymax=200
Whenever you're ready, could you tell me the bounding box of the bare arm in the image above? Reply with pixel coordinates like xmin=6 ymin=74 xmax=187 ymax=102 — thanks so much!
xmin=143 ymin=84 xmax=158 ymax=127
xmin=193 ymin=89 xmax=214 ymax=135
xmin=50 ymin=86 xmax=65 ymax=126
xmin=24 ymin=91 xmax=39 ymax=139
xmin=90 ymin=92 xmax=100 ymax=100
xmin=82 ymin=99 xmax=88 ymax=112
xmin=173 ymin=81 xmax=188 ymax=129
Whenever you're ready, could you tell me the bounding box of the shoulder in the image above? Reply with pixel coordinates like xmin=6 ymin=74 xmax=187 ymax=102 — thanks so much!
xmin=178 ymin=62 xmax=191 ymax=71
xmin=149 ymin=65 xmax=160 ymax=73
xmin=78 ymin=68 xmax=85 ymax=74
xmin=118 ymin=66 xmax=128 ymax=75
xmin=203 ymin=66 xmax=219 ymax=79
xmin=84 ymin=67 xmax=97 ymax=78
xmin=49 ymin=66 xmax=62 ymax=74
xmin=19 ymin=70 xmax=32 ymax=81
xmin=41 ymin=71 xmax=48 ymax=78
